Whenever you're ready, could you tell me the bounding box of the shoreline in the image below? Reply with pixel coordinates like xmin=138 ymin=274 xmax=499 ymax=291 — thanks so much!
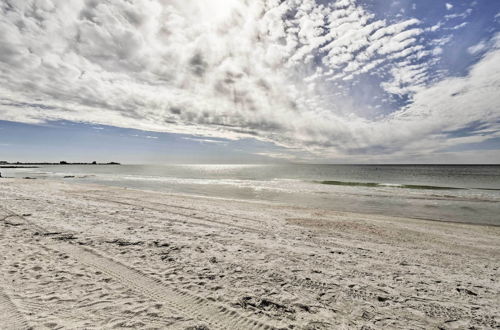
xmin=0 ymin=178 xmax=499 ymax=328
xmin=3 ymin=176 xmax=500 ymax=227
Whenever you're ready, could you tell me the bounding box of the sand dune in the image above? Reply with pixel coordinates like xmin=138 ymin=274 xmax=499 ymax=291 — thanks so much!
xmin=0 ymin=178 xmax=499 ymax=329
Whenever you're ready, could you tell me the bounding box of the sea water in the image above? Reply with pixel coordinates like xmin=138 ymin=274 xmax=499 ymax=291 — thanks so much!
xmin=3 ymin=164 xmax=500 ymax=225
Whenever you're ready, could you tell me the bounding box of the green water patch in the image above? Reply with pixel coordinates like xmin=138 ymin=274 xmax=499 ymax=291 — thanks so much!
xmin=317 ymin=180 xmax=465 ymax=190
xmin=318 ymin=180 xmax=379 ymax=187
xmin=400 ymin=184 xmax=463 ymax=190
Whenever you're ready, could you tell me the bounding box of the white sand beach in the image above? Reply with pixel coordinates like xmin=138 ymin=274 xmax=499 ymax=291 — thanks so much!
xmin=0 ymin=178 xmax=499 ymax=329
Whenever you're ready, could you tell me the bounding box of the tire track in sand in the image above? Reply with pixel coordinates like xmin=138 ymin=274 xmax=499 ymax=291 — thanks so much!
xmin=0 ymin=288 xmax=30 ymax=330
xmin=0 ymin=209 xmax=31 ymax=330
xmin=54 ymin=243 xmax=275 ymax=330
xmin=0 ymin=207 xmax=276 ymax=330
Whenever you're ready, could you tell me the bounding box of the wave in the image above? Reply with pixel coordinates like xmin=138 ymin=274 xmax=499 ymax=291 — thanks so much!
xmin=12 ymin=165 xmax=500 ymax=193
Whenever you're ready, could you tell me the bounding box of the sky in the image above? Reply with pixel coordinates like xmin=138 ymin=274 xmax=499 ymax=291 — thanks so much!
xmin=0 ymin=0 xmax=500 ymax=164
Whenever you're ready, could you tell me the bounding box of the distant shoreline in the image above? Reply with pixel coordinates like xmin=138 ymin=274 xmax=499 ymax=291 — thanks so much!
xmin=0 ymin=166 xmax=40 ymax=169
xmin=0 ymin=162 xmax=120 ymax=166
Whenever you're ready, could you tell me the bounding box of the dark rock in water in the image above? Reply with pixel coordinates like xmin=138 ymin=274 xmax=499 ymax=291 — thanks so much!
xmin=64 ymin=175 xmax=75 ymax=178
xmin=209 ymin=256 xmax=217 ymax=264
xmin=23 ymin=177 xmax=36 ymax=179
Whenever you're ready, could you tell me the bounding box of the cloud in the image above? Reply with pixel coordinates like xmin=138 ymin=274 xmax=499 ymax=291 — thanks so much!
xmin=252 ymin=152 xmax=300 ymax=161
xmin=445 ymin=3 xmax=453 ymax=11
xmin=132 ymin=134 xmax=159 ymax=139
xmin=182 ymin=137 xmax=228 ymax=144
xmin=468 ymin=40 xmax=487 ymax=55
xmin=0 ymin=0 xmax=499 ymax=161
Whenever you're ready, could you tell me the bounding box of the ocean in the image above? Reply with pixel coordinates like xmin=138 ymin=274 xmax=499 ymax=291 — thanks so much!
xmin=3 ymin=164 xmax=500 ymax=225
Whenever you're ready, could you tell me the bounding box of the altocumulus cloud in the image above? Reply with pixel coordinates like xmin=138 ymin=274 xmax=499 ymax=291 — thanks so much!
xmin=0 ymin=0 xmax=499 ymax=160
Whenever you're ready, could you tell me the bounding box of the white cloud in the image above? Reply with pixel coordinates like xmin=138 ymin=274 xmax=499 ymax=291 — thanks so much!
xmin=468 ymin=40 xmax=487 ymax=55
xmin=0 ymin=0 xmax=498 ymax=161
xmin=132 ymin=134 xmax=159 ymax=139
xmin=182 ymin=137 xmax=227 ymax=144
xmin=447 ymin=22 xmax=468 ymax=30
xmin=432 ymin=47 xmax=443 ymax=56
xmin=445 ymin=3 xmax=453 ymax=10
xmin=252 ymin=152 xmax=298 ymax=160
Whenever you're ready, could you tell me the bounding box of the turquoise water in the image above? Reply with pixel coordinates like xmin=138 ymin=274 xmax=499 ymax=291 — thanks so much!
xmin=3 ymin=164 xmax=500 ymax=225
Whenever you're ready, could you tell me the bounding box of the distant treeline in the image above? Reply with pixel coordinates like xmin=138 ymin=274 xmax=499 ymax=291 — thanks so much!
xmin=0 ymin=161 xmax=120 ymax=165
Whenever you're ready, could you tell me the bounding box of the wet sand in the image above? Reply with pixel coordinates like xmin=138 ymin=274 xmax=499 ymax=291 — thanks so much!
xmin=0 ymin=178 xmax=499 ymax=329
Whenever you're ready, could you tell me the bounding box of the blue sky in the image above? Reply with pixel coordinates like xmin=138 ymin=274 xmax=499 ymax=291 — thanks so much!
xmin=0 ymin=120 xmax=287 ymax=163
xmin=0 ymin=0 xmax=499 ymax=163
